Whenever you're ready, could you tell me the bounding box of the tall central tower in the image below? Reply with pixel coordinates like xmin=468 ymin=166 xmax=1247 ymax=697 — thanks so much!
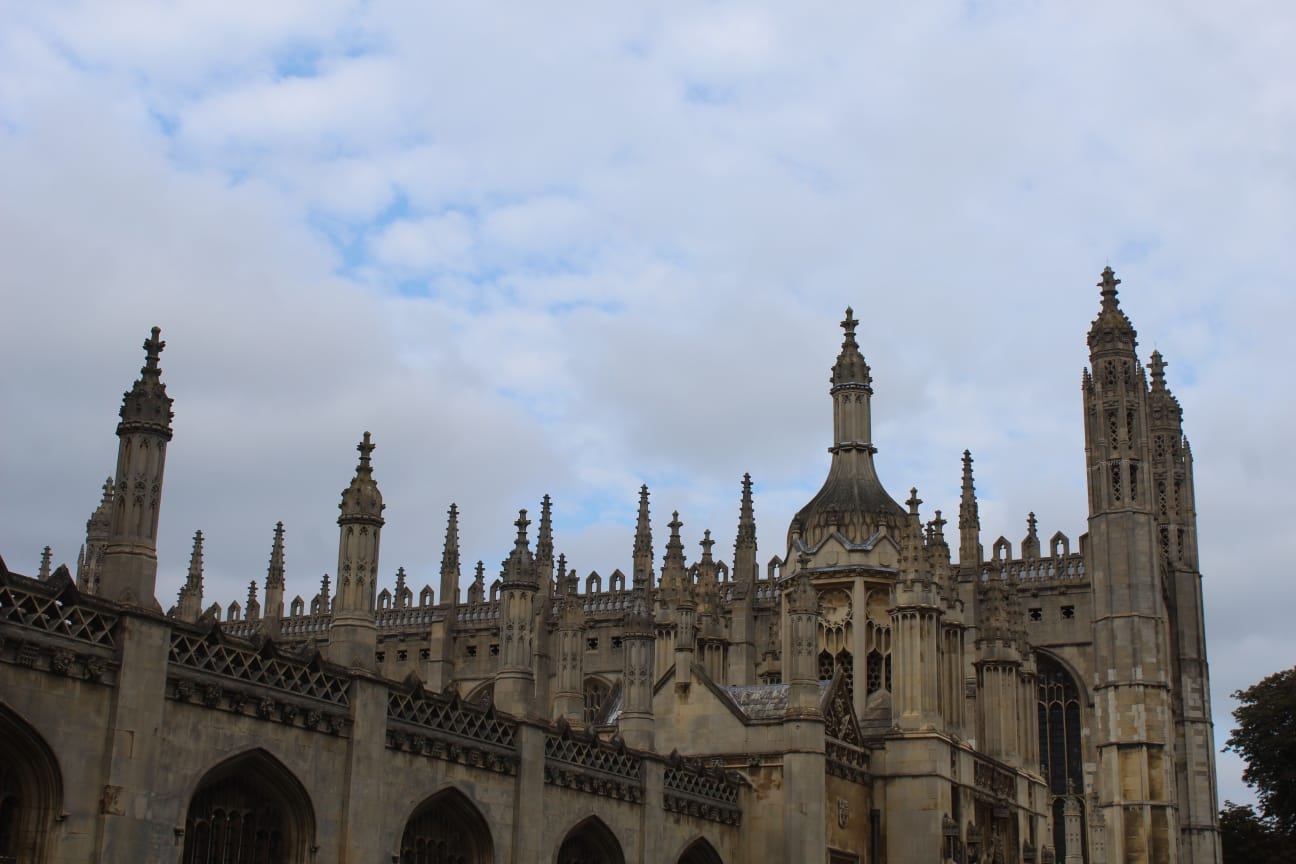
xmin=1083 ymin=268 xmax=1185 ymax=864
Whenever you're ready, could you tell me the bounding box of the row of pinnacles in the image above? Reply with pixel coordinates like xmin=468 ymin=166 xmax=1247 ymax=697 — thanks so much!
xmin=8 ymin=268 xmax=1220 ymax=863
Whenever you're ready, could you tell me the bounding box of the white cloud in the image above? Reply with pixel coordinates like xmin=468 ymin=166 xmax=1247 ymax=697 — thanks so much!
xmin=1 ymin=0 xmax=1293 ymax=810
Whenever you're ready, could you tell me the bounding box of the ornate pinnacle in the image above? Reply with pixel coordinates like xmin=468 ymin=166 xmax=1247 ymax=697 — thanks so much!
xmin=514 ymin=509 xmax=531 ymax=547
xmin=841 ymin=307 xmax=859 ymax=343
xmin=395 ymin=566 xmax=407 ymax=596
xmin=247 ymin=580 xmax=258 ymax=607
xmin=906 ymin=487 xmax=922 ymax=515
xmin=38 ymin=546 xmax=52 ymax=580
xmin=633 ymin=485 xmax=653 ymax=557
xmin=356 ymin=431 xmax=375 ymax=473
xmin=339 ymin=432 xmax=384 ymax=521
xmin=142 ymin=326 xmax=165 ymax=375
xmin=735 ymin=472 xmax=757 ymax=551
xmin=119 ymin=326 xmax=174 ymax=436
xmin=832 ymin=305 xmax=872 ymax=389
xmin=1027 ymin=512 xmax=1038 ymax=538
xmin=441 ymin=504 xmax=461 ymax=580
xmin=1098 ymin=266 xmax=1121 ymax=303
xmin=1148 ymin=350 xmax=1168 ymax=391
xmin=266 ymin=521 xmax=285 ymax=588
xmin=699 ymin=529 xmax=715 ymax=563
xmin=1088 ymin=266 xmax=1137 ymax=354
xmin=536 ymin=494 xmax=554 ymax=565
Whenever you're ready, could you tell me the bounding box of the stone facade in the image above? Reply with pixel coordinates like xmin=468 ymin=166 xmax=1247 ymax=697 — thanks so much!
xmin=0 ymin=268 xmax=1219 ymax=863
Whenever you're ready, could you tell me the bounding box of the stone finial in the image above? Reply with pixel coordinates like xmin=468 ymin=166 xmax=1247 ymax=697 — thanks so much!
xmin=699 ymin=529 xmax=714 ymax=564
xmin=338 ymin=432 xmax=384 ymax=521
xmin=1148 ymin=350 xmax=1168 ymax=390
xmin=906 ymin=487 xmax=922 ymax=516
xmin=959 ymin=450 xmax=982 ymax=566
xmin=735 ymin=472 xmax=757 ymax=551
xmin=1087 ymin=266 xmax=1138 ymax=354
xmin=38 ymin=546 xmax=52 ymax=581
xmin=142 ymin=326 xmax=165 ymax=373
xmin=632 ymin=484 xmax=653 ymax=589
xmin=831 ymin=305 xmax=872 ymax=389
xmin=118 ymin=326 xmax=174 ymax=435
xmin=1022 ymin=512 xmax=1041 ymax=560
xmin=395 ymin=566 xmax=408 ymax=607
xmin=468 ymin=561 xmax=486 ymax=603
xmin=501 ymin=510 xmax=536 ymax=587
xmin=440 ymin=503 xmax=461 ymax=602
xmin=266 ymin=521 xmax=286 ymax=588
xmin=247 ymin=579 xmax=259 ymax=608
xmin=536 ymin=494 xmax=554 ymax=565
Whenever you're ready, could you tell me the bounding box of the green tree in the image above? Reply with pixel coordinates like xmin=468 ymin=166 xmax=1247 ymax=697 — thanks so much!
xmin=1219 ymin=801 xmax=1295 ymax=864
xmin=1225 ymin=665 xmax=1296 ymax=834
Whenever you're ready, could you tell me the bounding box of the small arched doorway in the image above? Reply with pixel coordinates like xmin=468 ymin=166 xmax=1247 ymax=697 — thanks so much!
xmin=400 ymin=787 xmax=493 ymax=864
xmin=181 ymin=749 xmax=315 ymax=864
xmin=678 ymin=836 xmax=723 ymax=864
xmin=556 ymin=816 xmax=624 ymax=864
xmin=0 ymin=703 xmax=63 ymax=864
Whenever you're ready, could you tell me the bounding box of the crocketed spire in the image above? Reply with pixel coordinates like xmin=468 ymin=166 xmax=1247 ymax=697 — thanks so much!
xmin=1087 ymin=267 xmax=1138 ymax=357
xmin=501 ymin=509 xmax=537 ymax=587
xmin=831 ymin=306 xmax=872 ymax=389
xmin=118 ymin=327 xmax=174 ymax=438
xmin=632 ymin=485 xmax=653 ymax=589
xmin=338 ymin=432 xmax=384 ymax=520
xmin=266 ymin=521 xmax=286 ymax=589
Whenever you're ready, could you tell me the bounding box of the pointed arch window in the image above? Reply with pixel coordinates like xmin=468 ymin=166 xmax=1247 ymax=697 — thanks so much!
xmin=181 ymin=750 xmax=314 ymax=864
xmin=583 ymin=678 xmax=611 ymax=725
xmin=400 ymin=788 xmax=493 ymax=864
xmin=0 ymin=706 xmax=62 ymax=864
xmin=1037 ymin=655 xmax=1086 ymax=863
xmin=557 ymin=816 xmax=625 ymax=864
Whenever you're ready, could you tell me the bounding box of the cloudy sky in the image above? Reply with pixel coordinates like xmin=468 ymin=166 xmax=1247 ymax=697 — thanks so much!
xmin=1 ymin=2 xmax=1292 ymax=806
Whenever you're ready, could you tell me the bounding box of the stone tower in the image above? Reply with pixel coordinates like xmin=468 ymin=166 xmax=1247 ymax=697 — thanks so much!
xmin=1083 ymin=268 xmax=1183 ymax=864
xmin=98 ymin=327 xmax=174 ymax=605
xmin=328 ymin=432 xmax=385 ymax=670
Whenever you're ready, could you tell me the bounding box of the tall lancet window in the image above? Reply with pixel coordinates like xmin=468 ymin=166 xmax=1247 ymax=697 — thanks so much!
xmin=1037 ymin=654 xmax=1086 ymax=862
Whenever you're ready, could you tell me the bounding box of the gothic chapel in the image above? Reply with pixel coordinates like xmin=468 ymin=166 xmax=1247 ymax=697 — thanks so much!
xmin=0 ymin=269 xmax=1219 ymax=863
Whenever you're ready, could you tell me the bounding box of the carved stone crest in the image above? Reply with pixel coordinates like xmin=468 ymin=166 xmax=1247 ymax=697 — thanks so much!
xmin=837 ymin=797 xmax=850 ymax=828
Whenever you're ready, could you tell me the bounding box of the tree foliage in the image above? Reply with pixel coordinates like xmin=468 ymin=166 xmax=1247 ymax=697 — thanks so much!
xmin=1225 ymin=665 xmax=1296 ymax=835
xmin=1219 ymin=801 xmax=1296 ymax=864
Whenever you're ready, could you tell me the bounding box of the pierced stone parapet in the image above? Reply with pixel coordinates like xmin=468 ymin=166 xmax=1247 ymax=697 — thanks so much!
xmin=985 ymin=554 xmax=1086 ymax=585
xmin=169 ymin=627 xmax=351 ymax=706
xmin=0 ymin=571 xmax=119 ymax=648
xmin=544 ymin=720 xmax=644 ymax=803
xmin=662 ymin=752 xmax=743 ymax=826
xmin=457 ymin=602 xmax=501 ymax=625
xmin=387 ymin=682 xmax=518 ymax=777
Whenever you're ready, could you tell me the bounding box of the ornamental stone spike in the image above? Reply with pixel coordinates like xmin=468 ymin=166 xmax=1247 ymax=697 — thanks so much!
xmin=632 ymin=485 xmax=653 ymax=590
xmin=99 ymin=326 xmax=174 ymax=605
xmin=440 ymin=503 xmax=461 ymax=606
xmin=330 ymin=432 xmax=384 ymax=670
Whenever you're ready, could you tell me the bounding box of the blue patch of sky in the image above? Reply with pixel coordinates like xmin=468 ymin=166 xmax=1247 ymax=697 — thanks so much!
xmin=149 ymin=108 xmax=180 ymax=138
xmin=552 ymin=490 xmax=636 ymax=535
xmin=684 ymin=81 xmax=735 ymax=106
xmin=272 ymin=43 xmax=323 ymax=80
xmin=1115 ymin=234 xmax=1161 ymax=264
